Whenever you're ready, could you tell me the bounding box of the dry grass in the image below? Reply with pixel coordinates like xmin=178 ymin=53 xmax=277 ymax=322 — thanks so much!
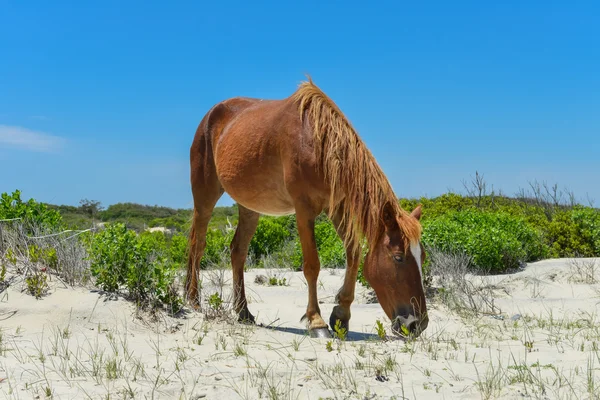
xmin=426 ymin=246 xmax=503 ymax=318
xmin=0 ymin=221 xmax=92 ymax=301
xmin=568 ymin=258 xmax=598 ymax=284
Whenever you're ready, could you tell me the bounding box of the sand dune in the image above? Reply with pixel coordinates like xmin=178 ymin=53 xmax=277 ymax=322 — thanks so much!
xmin=1 ymin=258 xmax=599 ymax=399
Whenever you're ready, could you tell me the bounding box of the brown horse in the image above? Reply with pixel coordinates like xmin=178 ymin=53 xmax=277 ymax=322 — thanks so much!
xmin=186 ymin=77 xmax=428 ymax=338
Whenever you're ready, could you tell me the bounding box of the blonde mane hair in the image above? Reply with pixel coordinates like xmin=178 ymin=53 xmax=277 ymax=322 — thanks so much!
xmin=292 ymin=77 xmax=421 ymax=253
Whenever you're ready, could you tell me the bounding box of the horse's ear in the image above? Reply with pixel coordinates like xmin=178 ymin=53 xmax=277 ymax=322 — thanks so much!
xmin=411 ymin=205 xmax=422 ymax=221
xmin=381 ymin=201 xmax=398 ymax=232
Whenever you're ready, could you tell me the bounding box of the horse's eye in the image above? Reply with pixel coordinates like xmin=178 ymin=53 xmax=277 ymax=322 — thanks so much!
xmin=393 ymin=254 xmax=404 ymax=263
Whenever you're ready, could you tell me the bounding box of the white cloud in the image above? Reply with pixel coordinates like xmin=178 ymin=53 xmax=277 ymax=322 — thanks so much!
xmin=0 ymin=125 xmax=66 ymax=153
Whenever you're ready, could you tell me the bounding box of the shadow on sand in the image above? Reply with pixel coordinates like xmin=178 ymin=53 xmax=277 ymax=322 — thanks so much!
xmin=257 ymin=323 xmax=382 ymax=342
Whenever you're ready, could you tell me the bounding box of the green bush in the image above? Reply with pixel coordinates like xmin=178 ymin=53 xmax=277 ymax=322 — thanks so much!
xmin=169 ymin=232 xmax=189 ymax=265
xmin=571 ymin=206 xmax=600 ymax=254
xmin=422 ymin=209 xmax=547 ymax=273
xmin=200 ymin=228 xmax=234 ymax=269
xmin=0 ymin=190 xmax=62 ymax=229
xmin=314 ymin=220 xmax=346 ymax=268
xmin=544 ymin=207 xmax=600 ymax=257
xmin=250 ymin=217 xmax=291 ymax=262
xmin=88 ymin=223 xmax=137 ymax=293
xmin=88 ymin=223 xmax=181 ymax=312
xmin=289 ymin=218 xmax=346 ymax=270
xmin=400 ymin=193 xmax=474 ymax=221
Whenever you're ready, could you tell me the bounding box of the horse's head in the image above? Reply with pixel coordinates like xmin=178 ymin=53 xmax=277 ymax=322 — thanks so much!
xmin=363 ymin=203 xmax=428 ymax=337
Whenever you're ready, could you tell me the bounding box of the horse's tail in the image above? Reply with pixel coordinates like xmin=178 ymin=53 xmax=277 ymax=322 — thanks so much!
xmin=185 ymin=206 xmax=199 ymax=304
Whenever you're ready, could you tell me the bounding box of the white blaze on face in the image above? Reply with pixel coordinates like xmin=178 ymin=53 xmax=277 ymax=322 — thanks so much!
xmin=410 ymin=241 xmax=423 ymax=283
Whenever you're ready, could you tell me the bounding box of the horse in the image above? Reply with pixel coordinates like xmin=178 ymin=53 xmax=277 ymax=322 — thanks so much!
xmin=186 ymin=77 xmax=428 ymax=338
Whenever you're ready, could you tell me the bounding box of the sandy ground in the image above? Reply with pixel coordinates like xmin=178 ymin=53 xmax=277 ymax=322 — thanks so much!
xmin=1 ymin=258 xmax=599 ymax=399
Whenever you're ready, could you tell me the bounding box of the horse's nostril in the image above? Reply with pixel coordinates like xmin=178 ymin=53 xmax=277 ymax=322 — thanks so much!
xmin=406 ymin=320 xmax=418 ymax=333
xmin=392 ymin=315 xmax=429 ymax=336
xmin=392 ymin=314 xmax=420 ymax=336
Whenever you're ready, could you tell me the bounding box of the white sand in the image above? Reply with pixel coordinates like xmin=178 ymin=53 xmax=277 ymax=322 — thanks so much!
xmin=1 ymin=258 xmax=599 ymax=399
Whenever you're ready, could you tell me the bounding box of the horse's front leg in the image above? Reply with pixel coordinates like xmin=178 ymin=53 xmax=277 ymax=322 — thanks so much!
xmin=296 ymin=211 xmax=332 ymax=338
xmin=328 ymin=206 xmax=361 ymax=333
xmin=329 ymin=245 xmax=360 ymax=333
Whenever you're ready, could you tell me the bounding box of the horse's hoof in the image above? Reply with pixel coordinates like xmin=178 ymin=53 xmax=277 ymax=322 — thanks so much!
xmin=329 ymin=316 xmax=349 ymax=334
xmin=309 ymin=327 xmax=332 ymax=339
xmin=238 ymin=310 xmax=256 ymax=325
xmin=187 ymin=299 xmax=201 ymax=311
xmin=238 ymin=317 xmax=256 ymax=325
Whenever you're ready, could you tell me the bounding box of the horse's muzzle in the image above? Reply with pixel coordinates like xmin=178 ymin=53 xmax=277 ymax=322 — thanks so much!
xmin=392 ymin=312 xmax=428 ymax=337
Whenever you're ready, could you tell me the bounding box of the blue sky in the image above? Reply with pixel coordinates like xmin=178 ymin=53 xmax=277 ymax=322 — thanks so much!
xmin=1 ymin=1 xmax=598 ymax=209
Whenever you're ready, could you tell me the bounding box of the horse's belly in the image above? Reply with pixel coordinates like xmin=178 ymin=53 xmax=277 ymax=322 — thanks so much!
xmin=215 ymin=139 xmax=295 ymax=216
xmin=221 ymin=175 xmax=296 ymax=216
xmin=229 ymin=187 xmax=296 ymax=216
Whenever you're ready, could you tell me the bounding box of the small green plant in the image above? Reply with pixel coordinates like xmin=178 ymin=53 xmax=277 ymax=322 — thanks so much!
xmin=325 ymin=340 xmax=333 ymax=352
xmin=4 ymin=249 xmax=17 ymax=266
xmin=333 ymin=319 xmax=347 ymax=341
xmin=61 ymin=326 xmax=71 ymax=339
xmin=105 ymin=357 xmax=119 ymax=379
xmin=195 ymin=332 xmax=207 ymax=345
xmin=399 ymin=324 xmax=413 ymax=339
xmin=218 ymin=334 xmax=228 ymax=351
xmin=291 ymin=338 xmax=301 ymax=351
xmin=268 ymin=276 xmax=287 ymax=286
xmin=0 ymin=262 xmax=6 ymax=283
xmin=234 ymin=343 xmax=247 ymax=357
xmin=208 ymin=292 xmax=223 ymax=310
xmin=28 ymin=245 xmax=58 ymax=271
xmin=26 ymin=271 xmax=48 ymax=299
xmin=375 ymin=320 xmax=386 ymax=340
xmin=357 ymin=344 xmax=366 ymax=357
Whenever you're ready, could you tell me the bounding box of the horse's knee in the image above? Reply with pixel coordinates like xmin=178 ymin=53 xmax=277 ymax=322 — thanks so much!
xmin=335 ymin=291 xmax=354 ymax=307
xmin=302 ymin=261 xmax=321 ymax=281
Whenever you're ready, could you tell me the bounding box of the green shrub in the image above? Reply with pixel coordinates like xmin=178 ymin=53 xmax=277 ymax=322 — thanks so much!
xmin=356 ymin=255 xmax=369 ymax=288
xmin=200 ymin=228 xmax=234 ymax=269
xmin=422 ymin=209 xmax=547 ymax=273
xmin=401 ymin=193 xmax=475 ymax=221
xmin=134 ymin=232 xmax=181 ymax=309
xmin=0 ymin=190 xmax=62 ymax=229
xmin=169 ymin=232 xmax=189 ymax=265
xmin=250 ymin=217 xmax=291 ymax=262
xmin=571 ymin=206 xmax=600 ymax=254
xmin=288 ymin=218 xmax=347 ymax=270
xmin=88 ymin=223 xmax=136 ymax=293
xmin=314 ymin=220 xmax=346 ymax=268
xmin=545 ymin=207 xmax=600 ymax=257
xmin=88 ymin=223 xmax=181 ymax=312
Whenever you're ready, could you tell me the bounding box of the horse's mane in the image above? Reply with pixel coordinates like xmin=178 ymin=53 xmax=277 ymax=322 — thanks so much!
xmin=291 ymin=76 xmax=421 ymax=252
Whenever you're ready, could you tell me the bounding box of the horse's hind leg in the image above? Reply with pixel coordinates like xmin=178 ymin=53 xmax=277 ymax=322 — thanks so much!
xmin=230 ymin=205 xmax=259 ymax=323
xmin=186 ymin=188 xmax=222 ymax=308
xmin=328 ymin=206 xmax=361 ymax=333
